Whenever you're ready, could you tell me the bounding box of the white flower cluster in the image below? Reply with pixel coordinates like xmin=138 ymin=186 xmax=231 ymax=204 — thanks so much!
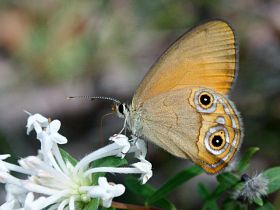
xmin=0 ymin=113 xmax=152 ymax=210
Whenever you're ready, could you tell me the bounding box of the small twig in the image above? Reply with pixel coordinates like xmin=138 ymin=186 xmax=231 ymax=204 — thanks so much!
xmin=111 ymin=201 xmax=163 ymax=210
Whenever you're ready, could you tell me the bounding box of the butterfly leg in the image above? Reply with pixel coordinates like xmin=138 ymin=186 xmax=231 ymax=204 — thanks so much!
xmin=118 ymin=117 xmax=127 ymax=135
xmin=129 ymin=134 xmax=138 ymax=144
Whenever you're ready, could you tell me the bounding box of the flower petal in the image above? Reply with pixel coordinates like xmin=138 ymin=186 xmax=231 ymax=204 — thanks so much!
xmin=49 ymin=120 xmax=61 ymax=133
xmin=109 ymin=134 xmax=130 ymax=158
xmin=0 ymin=154 xmax=11 ymax=160
xmin=26 ymin=114 xmax=48 ymax=135
xmin=87 ymin=177 xmax=125 ymax=208
xmin=0 ymin=200 xmax=15 ymax=210
xmin=132 ymin=159 xmax=152 ymax=184
xmin=52 ymin=133 xmax=67 ymax=144
xmin=33 ymin=114 xmax=49 ymax=124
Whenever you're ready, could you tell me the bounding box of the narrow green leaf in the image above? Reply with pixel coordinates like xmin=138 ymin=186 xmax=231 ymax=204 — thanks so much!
xmin=59 ymin=148 xmax=78 ymax=166
xmin=202 ymin=200 xmax=219 ymax=210
xmin=92 ymin=156 xmax=128 ymax=168
xmin=256 ymin=200 xmax=276 ymax=210
xmin=254 ymin=197 xmax=264 ymax=206
xmin=236 ymin=147 xmax=259 ymax=174
xmin=91 ymin=156 xmax=128 ymax=184
xmin=206 ymin=173 xmax=239 ymax=201
xmin=197 ymin=183 xmax=211 ymax=200
xmin=83 ymin=198 xmax=99 ymax=210
xmin=124 ymin=176 xmax=176 ymax=210
xmin=222 ymin=200 xmax=247 ymax=210
xmin=198 ymin=183 xmax=219 ymax=210
xmin=147 ymin=165 xmax=203 ymax=204
xmin=210 ymin=185 xmax=227 ymax=201
xmin=262 ymin=166 xmax=280 ymax=194
xmin=217 ymin=172 xmax=239 ymax=188
xmin=125 ymin=176 xmax=155 ymax=198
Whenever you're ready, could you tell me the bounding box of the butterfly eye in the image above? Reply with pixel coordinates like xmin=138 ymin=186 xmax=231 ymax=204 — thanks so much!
xmin=199 ymin=92 xmax=214 ymax=109
xmin=118 ymin=104 xmax=124 ymax=115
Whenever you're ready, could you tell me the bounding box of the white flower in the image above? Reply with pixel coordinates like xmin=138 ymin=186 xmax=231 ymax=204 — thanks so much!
xmin=109 ymin=134 xmax=130 ymax=158
xmin=233 ymin=173 xmax=269 ymax=203
xmin=0 ymin=200 xmax=15 ymax=210
xmin=132 ymin=159 xmax=152 ymax=184
xmin=5 ymin=184 xmax=27 ymax=208
xmin=26 ymin=113 xmax=67 ymax=155
xmin=23 ymin=193 xmax=46 ymax=210
xmin=0 ymin=154 xmax=10 ymax=172
xmin=87 ymin=177 xmax=125 ymax=208
xmin=38 ymin=120 xmax=67 ymax=145
xmin=26 ymin=113 xmax=68 ymax=166
xmin=37 ymin=120 xmax=67 ymax=154
xmin=0 ymin=113 xmax=153 ymax=209
xmin=26 ymin=113 xmax=48 ymax=135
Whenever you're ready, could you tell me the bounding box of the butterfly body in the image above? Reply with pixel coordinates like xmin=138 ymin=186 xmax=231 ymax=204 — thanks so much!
xmin=115 ymin=20 xmax=243 ymax=174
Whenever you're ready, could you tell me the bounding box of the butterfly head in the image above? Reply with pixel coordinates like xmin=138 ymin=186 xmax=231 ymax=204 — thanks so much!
xmin=113 ymin=103 xmax=130 ymax=119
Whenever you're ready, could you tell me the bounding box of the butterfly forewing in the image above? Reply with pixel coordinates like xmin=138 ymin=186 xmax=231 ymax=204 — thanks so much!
xmin=133 ymin=20 xmax=237 ymax=107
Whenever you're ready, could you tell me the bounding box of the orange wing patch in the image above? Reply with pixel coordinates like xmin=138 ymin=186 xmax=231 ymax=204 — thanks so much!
xmin=133 ymin=20 xmax=237 ymax=107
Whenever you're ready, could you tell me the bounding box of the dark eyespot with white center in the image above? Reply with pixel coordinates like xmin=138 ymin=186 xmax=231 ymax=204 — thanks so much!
xmin=199 ymin=92 xmax=214 ymax=109
xmin=200 ymin=94 xmax=211 ymax=106
xmin=211 ymin=134 xmax=224 ymax=148
xmin=194 ymin=89 xmax=217 ymax=113
xmin=204 ymin=126 xmax=229 ymax=155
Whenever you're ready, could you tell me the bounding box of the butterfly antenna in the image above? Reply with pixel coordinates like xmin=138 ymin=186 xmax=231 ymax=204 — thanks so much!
xmin=67 ymin=96 xmax=121 ymax=105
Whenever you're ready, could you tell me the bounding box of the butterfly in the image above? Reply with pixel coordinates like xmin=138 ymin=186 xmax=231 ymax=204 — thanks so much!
xmin=107 ymin=20 xmax=242 ymax=174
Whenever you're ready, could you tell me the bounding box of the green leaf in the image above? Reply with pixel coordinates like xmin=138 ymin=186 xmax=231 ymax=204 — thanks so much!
xmin=197 ymin=183 xmax=211 ymax=200
xmin=254 ymin=197 xmax=264 ymax=206
xmin=197 ymin=183 xmax=219 ymax=210
xmin=236 ymin=147 xmax=259 ymax=174
xmin=256 ymin=200 xmax=276 ymax=210
xmin=91 ymin=156 xmax=128 ymax=184
xmin=125 ymin=176 xmax=155 ymax=198
xmin=147 ymin=165 xmax=203 ymax=204
xmin=207 ymin=173 xmax=239 ymax=201
xmin=217 ymin=172 xmax=239 ymax=188
xmin=262 ymin=166 xmax=280 ymax=194
xmin=124 ymin=176 xmax=176 ymax=210
xmin=59 ymin=148 xmax=78 ymax=166
xmin=83 ymin=198 xmax=99 ymax=210
xmin=222 ymin=200 xmax=247 ymax=210
xmin=202 ymin=200 xmax=219 ymax=210
xmin=92 ymin=156 xmax=128 ymax=168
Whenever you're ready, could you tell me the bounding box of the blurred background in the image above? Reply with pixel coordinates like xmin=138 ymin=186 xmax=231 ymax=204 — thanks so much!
xmin=0 ymin=0 xmax=279 ymax=209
